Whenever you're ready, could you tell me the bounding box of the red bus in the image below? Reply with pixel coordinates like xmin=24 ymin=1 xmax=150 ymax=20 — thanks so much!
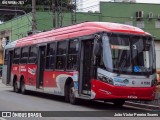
xmin=2 ymin=22 xmax=157 ymax=106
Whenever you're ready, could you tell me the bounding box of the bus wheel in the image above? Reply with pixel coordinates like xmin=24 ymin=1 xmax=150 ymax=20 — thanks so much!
xmin=69 ymin=82 xmax=78 ymax=105
xmin=13 ymin=81 xmax=20 ymax=93
xmin=113 ymin=100 xmax=125 ymax=107
xmin=21 ymin=80 xmax=27 ymax=95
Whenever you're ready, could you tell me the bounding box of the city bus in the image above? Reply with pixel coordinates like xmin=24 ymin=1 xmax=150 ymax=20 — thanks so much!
xmin=2 ymin=22 xmax=157 ymax=106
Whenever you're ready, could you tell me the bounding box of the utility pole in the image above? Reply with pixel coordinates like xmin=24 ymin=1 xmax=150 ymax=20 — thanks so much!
xmin=52 ymin=0 xmax=56 ymax=28
xmin=57 ymin=0 xmax=63 ymax=27
xmin=32 ymin=0 xmax=36 ymax=33
xmin=71 ymin=0 xmax=76 ymax=24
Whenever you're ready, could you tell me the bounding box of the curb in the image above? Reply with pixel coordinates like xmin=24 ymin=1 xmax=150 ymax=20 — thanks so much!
xmin=125 ymin=101 xmax=160 ymax=111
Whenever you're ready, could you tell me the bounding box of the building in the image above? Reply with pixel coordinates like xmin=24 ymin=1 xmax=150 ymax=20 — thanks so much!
xmin=0 ymin=2 xmax=160 ymax=71
xmin=75 ymin=0 xmax=136 ymax=12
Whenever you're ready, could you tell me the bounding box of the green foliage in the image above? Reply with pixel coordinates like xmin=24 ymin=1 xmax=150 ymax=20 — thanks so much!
xmin=0 ymin=0 xmax=74 ymax=22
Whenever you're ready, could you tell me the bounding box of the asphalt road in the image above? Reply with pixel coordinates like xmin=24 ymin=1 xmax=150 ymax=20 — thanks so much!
xmin=0 ymin=80 xmax=159 ymax=120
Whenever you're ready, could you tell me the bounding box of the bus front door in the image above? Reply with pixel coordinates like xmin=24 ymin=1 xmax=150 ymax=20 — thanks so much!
xmin=79 ymin=40 xmax=93 ymax=95
xmin=6 ymin=50 xmax=13 ymax=85
xmin=37 ymin=46 xmax=46 ymax=89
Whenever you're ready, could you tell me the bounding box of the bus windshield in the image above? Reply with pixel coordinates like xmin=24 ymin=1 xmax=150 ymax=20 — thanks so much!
xmin=101 ymin=34 xmax=156 ymax=75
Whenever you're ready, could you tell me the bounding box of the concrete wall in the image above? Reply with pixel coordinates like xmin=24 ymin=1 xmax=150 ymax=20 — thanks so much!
xmin=36 ymin=12 xmax=101 ymax=31
xmin=100 ymin=2 xmax=160 ymax=40
xmin=0 ymin=13 xmax=32 ymax=41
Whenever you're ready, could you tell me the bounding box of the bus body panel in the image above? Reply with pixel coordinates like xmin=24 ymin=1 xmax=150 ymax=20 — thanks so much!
xmin=26 ymin=64 xmax=37 ymax=86
xmin=43 ymin=71 xmax=78 ymax=96
xmin=91 ymin=79 xmax=155 ymax=100
xmin=12 ymin=64 xmax=20 ymax=88
xmin=15 ymin=22 xmax=147 ymax=48
xmin=16 ymin=29 xmax=98 ymax=47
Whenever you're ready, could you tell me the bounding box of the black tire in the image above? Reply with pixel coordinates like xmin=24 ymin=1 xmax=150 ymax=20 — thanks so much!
xmin=113 ymin=100 xmax=125 ymax=107
xmin=64 ymin=85 xmax=69 ymax=102
xmin=13 ymin=81 xmax=20 ymax=93
xmin=69 ymin=82 xmax=78 ymax=105
xmin=20 ymin=80 xmax=27 ymax=95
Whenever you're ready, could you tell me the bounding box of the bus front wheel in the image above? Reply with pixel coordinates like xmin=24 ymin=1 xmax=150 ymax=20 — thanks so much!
xmin=69 ymin=82 xmax=78 ymax=105
xmin=113 ymin=100 xmax=125 ymax=107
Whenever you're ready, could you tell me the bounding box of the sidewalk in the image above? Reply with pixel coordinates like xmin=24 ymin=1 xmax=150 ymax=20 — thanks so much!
xmin=0 ymin=79 xmax=12 ymax=91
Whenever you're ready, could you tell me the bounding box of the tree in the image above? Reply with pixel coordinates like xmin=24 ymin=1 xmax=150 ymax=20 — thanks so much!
xmin=0 ymin=0 xmax=75 ymax=22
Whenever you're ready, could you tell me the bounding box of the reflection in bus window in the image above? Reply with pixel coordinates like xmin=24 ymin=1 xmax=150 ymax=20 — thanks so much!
xmin=13 ymin=48 xmax=20 ymax=64
xmin=67 ymin=39 xmax=79 ymax=70
xmin=46 ymin=43 xmax=56 ymax=69
xmin=28 ymin=46 xmax=37 ymax=63
xmin=21 ymin=47 xmax=29 ymax=64
xmin=56 ymin=41 xmax=66 ymax=70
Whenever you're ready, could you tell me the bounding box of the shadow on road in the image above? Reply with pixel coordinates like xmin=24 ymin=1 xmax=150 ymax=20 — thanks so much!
xmin=8 ymin=90 xmax=143 ymax=111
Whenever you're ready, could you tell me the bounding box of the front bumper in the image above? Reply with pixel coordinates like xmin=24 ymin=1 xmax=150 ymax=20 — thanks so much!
xmin=91 ymin=80 xmax=156 ymax=101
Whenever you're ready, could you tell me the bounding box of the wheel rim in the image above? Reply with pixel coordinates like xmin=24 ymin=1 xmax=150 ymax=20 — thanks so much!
xmin=70 ymin=86 xmax=75 ymax=99
xmin=69 ymin=83 xmax=75 ymax=103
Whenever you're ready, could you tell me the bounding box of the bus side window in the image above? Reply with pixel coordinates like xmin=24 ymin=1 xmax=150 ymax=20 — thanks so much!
xmin=20 ymin=47 xmax=29 ymax=64
xmin=67 ymin=39 xmax=79 ymax=70
xmin=56 ymin=41 xmax=67 ymax=70
xmin=46 ymin=42 xmax=56 ymax=69
xmin=28 ymin=46 xmax=37 ymax=64
xmin=13 ymin=48 xmax=21 ymax=64
xmin=4 ymin=50 xmax=8 ymax=65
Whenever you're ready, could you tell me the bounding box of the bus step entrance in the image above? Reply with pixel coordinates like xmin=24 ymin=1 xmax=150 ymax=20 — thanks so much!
xmin=82 ymin=90 xmax=91 ymax=95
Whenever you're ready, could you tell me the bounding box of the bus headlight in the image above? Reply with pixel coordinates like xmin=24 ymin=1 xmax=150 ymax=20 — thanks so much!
xmin=97 ymin=75 xmax=114 ymax=85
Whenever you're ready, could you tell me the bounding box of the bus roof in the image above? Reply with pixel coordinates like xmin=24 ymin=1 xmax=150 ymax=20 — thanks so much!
xmin=6 ymin=22 xmax=151 ymax=48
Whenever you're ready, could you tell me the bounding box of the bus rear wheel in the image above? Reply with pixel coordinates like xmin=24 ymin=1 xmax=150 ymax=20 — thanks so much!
xmin=69 ymin=82 xmax=78 ymax=105
xmin=113 ymin=100 xmax=125 ymax=107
